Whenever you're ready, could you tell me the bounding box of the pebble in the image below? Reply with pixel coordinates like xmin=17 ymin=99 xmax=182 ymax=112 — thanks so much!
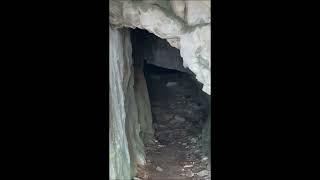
xmin=169 ymin=119 xmax=182 ymax=125
xmin=163 ymin=114 xmax=173 ymax=121
xmin=196 ymin=170 xmax=209 ymax=177
xmin=186 ymin=110 xmax=193 ymax=115
xmin=201 ymin=156 xmax=208 ymax=162
xmin=156 ymin=166 xmax=163 ymax=172
xmin=166 ymin=82 xmax=177 ymax=87
xmin=174 ymin=115 xmax=186 ymax=122
xmin=186 ymin=171 xmax=194 ymax=177
xmin=190 ymin=138 xmax=197 ymax=143
xmin=170 ymin=115 xmax=186 ymax=124
xmin=182 ymin=143 xmax=187 ymax=146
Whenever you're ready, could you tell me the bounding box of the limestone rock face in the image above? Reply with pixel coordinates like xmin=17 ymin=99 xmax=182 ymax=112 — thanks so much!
xmin=109 ymin=26 xmax=131 ymax=180
xmin=109 ymin=25 xmax=151 ymax=179
xmin=185 ymin=0 xmax=211 ymax=26
xmin=170 ymin=0 xmax=186 ymax=20
xmin=109 ymin=0 xmax=212 ymax=95
xmin=180 ymin=25 xmax=211 ymax=94
xmin=141 ymin=0 xmax=172 ymax=10
xmin=109 ymin=0 xmax=123 ymax=28
xmin=117 ymin=0 xmax=186 ymax=38
xmin=166 ymin=38 xmax=180 ymax=49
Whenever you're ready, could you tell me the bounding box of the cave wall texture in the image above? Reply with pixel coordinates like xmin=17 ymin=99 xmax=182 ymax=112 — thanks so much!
xmin=109 ymin=26 xmax=131 ymax=180
xmin=109 ymin=0 xmax=211 ymax=179
xmin=109 ymin=26 xmax=154 ymax=179
xmin=110 ymin=0 xmax=211 ymax=94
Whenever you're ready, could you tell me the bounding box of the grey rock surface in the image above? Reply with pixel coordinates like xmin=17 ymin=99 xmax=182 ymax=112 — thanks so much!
xmin=109 ymin=26 xmax=132 ymax=180
xmin=109 ymin=25 xmax=154 ymax=179
xmin=109 ymin=0 xmax=212 ymax=95
xmin=185 ymin=0 xmax=211 ymax=26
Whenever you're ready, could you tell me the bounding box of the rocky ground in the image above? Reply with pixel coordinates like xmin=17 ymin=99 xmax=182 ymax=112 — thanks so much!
xmin=134 ymin=69 xmax=212 ymax=180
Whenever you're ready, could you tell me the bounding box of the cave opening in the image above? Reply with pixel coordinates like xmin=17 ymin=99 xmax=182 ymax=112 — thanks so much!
xmin=130 ymin=28 xmax=211 ymax=179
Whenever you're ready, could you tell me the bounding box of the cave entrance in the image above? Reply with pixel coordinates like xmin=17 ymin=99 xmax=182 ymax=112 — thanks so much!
xmin=131 ymin=29 xmax=211 ymax=179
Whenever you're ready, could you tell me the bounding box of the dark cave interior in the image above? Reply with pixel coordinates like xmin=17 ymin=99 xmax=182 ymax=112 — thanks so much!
xmin=129 ymin=28 xmax=212 ymax=179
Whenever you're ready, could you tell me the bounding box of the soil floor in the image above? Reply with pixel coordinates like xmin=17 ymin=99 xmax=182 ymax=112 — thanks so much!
xmin=135 ymin=67 xmax=212 ymax=180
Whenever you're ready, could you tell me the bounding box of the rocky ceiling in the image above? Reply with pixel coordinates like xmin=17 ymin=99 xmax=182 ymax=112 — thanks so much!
xmin=109 ymin=0 xmax=211 ymax=95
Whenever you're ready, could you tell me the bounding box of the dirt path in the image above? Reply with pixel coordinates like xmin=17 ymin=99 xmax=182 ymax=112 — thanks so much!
xmin=136 ymin=71 xmax=211 ymax=180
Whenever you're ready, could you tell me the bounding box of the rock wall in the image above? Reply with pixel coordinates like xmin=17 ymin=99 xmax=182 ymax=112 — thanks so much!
xmin=109 ymin=25 xmax=154 ymax=179
xmin=109 ymin=0 xmax=211 ymax=95
xmin=133 ymin=54 xmax=155 ymax=144
xmin=109 ymin=26 xmax=131 ymax=180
